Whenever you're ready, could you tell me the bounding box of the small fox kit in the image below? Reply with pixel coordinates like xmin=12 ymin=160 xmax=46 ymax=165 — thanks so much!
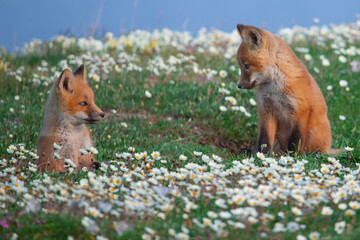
xmin=37 ymin=64 xmax=105 ymax=172
xmin=236 ymin=24 xmax=331 ymax=154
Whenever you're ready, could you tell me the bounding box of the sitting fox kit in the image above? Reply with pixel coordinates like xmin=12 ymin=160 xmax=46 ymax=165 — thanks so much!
xmin=236 ymin=24 xmax=331 ymax=154
xmin=37 ymin=64 xmax=105 ymax=172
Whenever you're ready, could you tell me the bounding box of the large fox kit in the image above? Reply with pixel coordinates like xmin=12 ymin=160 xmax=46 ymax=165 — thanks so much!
xmin=236 ymin=24 xmax=331 ymax=154
xmin=37 ymin=64 xmax=105 ymax=172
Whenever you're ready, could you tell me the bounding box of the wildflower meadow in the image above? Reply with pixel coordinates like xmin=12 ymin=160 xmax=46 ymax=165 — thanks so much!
xmin=0 ymin=21 xmax=359 ymax=239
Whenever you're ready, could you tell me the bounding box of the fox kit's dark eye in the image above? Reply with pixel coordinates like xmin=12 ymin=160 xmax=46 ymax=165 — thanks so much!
xmin=80 ymin=101 xmax=87 ymax=106
xmin=245 ymin=64 xmax=250 ymax=70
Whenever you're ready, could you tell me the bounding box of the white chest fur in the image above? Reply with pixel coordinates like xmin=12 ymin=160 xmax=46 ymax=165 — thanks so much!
xmin=255 ymin=65 xmax=297 ymax=123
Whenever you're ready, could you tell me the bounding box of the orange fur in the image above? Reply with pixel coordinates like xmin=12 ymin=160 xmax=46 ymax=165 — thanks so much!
xmin=236 ymin=24 xmax=331 ymax=154
xmin=37 ymin=64 xmax=105 ymax=172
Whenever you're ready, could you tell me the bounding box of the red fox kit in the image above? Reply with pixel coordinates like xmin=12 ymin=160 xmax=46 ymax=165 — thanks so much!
xmin=37 ymin=64 xmax=105 ymax=172
xmin=236 ymin=24 xmax=331 ymax=154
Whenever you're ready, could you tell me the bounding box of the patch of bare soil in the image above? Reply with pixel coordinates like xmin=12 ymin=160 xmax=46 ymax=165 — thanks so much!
xmin=102 ymin=107 xmax=253 ymax=156
xmin=192 ymin=124 xmax=254 ymax=156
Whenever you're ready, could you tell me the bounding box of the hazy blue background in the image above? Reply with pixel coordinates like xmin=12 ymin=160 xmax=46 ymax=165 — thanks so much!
xmin=1 ymin=0 xmax=360 ymax=52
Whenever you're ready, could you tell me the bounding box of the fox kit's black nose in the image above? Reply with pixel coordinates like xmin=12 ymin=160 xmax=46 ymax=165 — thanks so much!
xmin=237 ymin=83 xmax=242 ymax=89
xmin=100 ymin=112 xmax=105 ymax=118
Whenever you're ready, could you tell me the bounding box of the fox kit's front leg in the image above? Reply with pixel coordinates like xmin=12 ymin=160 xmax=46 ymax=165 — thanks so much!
xmin=257 ymin=110 xmax=276 ymax=153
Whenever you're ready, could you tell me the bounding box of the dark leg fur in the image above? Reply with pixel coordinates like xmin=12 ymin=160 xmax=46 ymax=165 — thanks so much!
xmin=288 ymin=125 xmax=301 ymax=153
xmin=257 ymin=126 xmax=270 ymax=153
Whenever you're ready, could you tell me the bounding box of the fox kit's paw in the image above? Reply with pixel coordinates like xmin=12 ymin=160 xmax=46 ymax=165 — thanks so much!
xmin=79 ymin=154 xmax=99 ymax=171
xmin=82 ymin=160 xmax=99 ymax=171
xmin=46 ymin=164 xmax=67 ymax=173
xmin=51 ymin=162 xmax=67 ymax=173
xmin=38 ymin=160 xmax=67 ymax=173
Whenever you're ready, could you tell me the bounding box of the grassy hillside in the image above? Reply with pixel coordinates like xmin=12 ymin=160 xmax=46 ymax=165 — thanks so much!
xmin=0 ymin=24 xmax=359 ymax=239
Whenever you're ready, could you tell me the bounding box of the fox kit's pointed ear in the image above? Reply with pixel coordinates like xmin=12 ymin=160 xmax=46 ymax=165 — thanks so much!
xmin=73 ymin=64 xmax=87 ymax=83
xmin=57 ymin=69 xmax=74 ymax=94
xmin=247 ymin=28 xmax=262 ymax=49
xmin=237 ymin=24 xmax=262 ymax=50
xmin=237 ymin=24 xmax=246 ymax=38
